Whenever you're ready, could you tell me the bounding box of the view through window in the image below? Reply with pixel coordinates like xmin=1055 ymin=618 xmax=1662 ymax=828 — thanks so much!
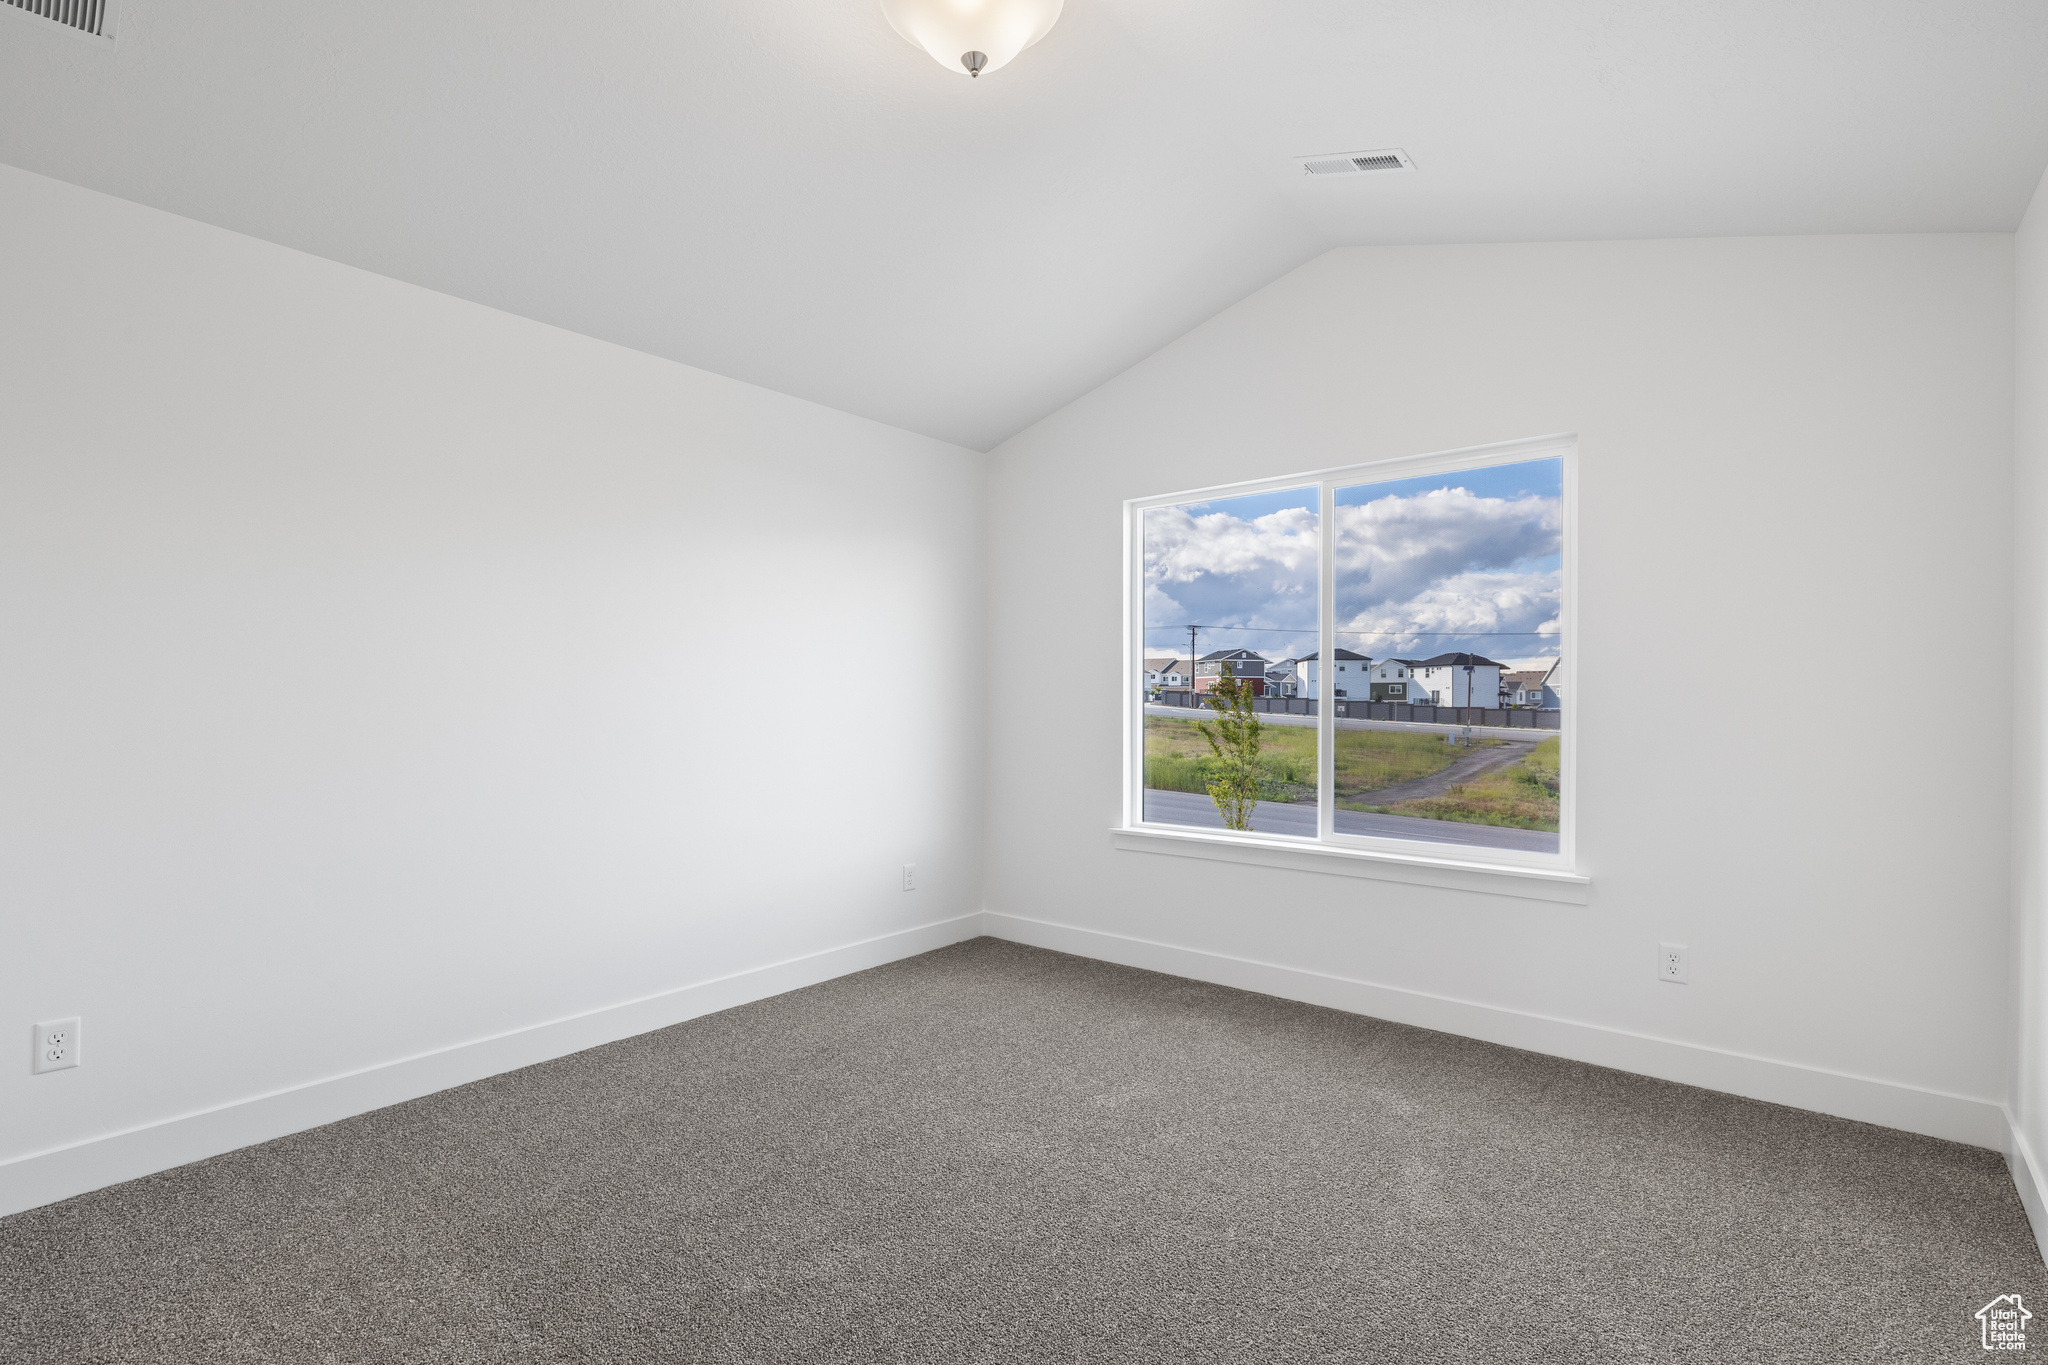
xmin=1135 ymin=444 xmax=1569 ymax=862
xmin=1141 ymin=485 xmax=1320 ymax=836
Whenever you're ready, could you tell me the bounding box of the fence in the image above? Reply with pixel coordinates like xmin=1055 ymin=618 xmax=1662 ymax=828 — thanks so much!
xmin=1153 ymin=689 xmax=1560 ymax=730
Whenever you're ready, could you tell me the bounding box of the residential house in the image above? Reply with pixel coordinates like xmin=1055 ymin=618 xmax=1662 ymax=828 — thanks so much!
xmin=1368 ymin=658 xmax=1421 ymax=702
xmin=1542 ymin=656 xmax=1566 ymax=710
xmin=1193 ymin=648 xmax=1270 ymax=696
xmin=1500 ymin=664 xmax=1560 ymax=708
xmin=1143 ymin=657 xmax=1192 ymax=691
xmin=1292 ymin=648 xmax=1370 ymax=699
xmin=1408 ymin=652 xmax=1506 ymax=707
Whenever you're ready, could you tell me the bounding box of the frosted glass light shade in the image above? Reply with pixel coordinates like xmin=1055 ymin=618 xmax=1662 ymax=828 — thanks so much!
xmin=878 ymin=0 xmax=1064 ymax=77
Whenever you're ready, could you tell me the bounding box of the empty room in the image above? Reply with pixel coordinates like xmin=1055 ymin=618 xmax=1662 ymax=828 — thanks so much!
xmin=6 ymin=0 xmax=2048 ymax=1359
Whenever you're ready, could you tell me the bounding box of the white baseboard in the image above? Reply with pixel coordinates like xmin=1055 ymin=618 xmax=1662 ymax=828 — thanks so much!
xmin=982 ymin=911 xmax=2007 ymax=1150
xmin=0 ymin=913 xmax=985 ymax=1220
xmin=12 ymin=909 xmax=2028 ymax=1244
xmin=2006 ymin=1108 xmax=2048 ymax=1268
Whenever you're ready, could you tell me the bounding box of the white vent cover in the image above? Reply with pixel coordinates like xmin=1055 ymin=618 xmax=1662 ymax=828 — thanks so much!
xmin=1298 ymin=149 xmax=1414 ymax=177
xmin=4 ymin=0 xmax=113 ymax=37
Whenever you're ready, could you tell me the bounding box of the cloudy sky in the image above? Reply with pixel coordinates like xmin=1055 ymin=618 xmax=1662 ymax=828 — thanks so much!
xmin=1143 ymin=457 xmax=1563 ymax=672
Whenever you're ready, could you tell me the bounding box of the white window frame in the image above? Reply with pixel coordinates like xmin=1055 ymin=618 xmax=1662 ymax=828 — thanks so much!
xmin=1117 ymin=433 xmax=1585 ymax=902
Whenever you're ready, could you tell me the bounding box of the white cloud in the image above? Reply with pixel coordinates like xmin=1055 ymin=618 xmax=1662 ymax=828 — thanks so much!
xmin=1339 ymin=568 xmax=1560 ymax=662
xmin=1334 ymin=488 xmax=1559 ymax=609
xmin=1143 ymin=485 xmax=1561 ymax=664
xmin=1143 ymin=503 xmax=1319 ymax=658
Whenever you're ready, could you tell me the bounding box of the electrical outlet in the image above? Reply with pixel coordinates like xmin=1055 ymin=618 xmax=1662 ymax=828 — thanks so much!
xmin=902 ymin=863 xmax=917 ymax=892
xmin=1658 ymin=944 xmax=1689 ymax=984
xmin=32 ymin=1017 xmax=80 ymax=1074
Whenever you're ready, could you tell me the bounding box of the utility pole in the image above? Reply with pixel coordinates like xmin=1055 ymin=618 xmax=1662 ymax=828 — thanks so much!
xmin=1188 ymin=624 xmax=1199 ymax=707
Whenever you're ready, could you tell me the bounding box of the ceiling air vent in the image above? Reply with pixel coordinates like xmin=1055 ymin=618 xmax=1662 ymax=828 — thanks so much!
xmin=1298 ymin=148 xmax=1414 ymax=177
xmin=4 ymin=0 xmax=114 ymax=38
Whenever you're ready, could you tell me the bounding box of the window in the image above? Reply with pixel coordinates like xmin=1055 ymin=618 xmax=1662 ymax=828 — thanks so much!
xmin=1127 ymin=436 xmax=1573 ymax=873
xmin=1136 ymin=483 xmax=1319 ymax=837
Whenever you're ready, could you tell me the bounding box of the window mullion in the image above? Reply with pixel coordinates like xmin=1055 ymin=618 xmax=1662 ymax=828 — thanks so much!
xmin=1318 ymin=481 xmax=1335 ymax=843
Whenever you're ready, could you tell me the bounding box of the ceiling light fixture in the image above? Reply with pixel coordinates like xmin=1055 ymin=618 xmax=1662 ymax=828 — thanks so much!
xmin=878 ymin=0 xmax=1064 ymax=78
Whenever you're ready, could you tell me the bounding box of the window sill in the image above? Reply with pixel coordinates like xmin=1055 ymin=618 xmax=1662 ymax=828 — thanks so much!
xmin=1109 ymin=825 xmax=1590 ymax=904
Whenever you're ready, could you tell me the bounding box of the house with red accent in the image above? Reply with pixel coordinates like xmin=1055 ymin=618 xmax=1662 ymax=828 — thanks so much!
xmin=1193 ymin=648 xmax=1270 ymax=696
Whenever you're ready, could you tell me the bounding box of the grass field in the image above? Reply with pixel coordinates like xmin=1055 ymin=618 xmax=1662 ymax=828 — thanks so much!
xmin=1144 ymin=717 xmax=1318 ymax=803
xmin=1145 ymin=718 xmax=1561 ymax=831
xmin=1143 ymin=717 xmax=1471 ymax=805
xmin=1332 ymin=729 xmax=1477 ymax=801
xmin=1376 ymin=737 xmax=1561 ymax=831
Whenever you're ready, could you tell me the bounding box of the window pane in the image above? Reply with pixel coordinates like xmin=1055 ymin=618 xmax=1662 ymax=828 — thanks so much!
xmin=1141 ymin=486 xmax=1319 ymax=837
xmin=1331 ymin=457 xmax=1564 ymax=854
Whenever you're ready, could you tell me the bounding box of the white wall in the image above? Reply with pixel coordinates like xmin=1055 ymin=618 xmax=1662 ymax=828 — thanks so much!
xmin=2012 ymin=168 xmax=2048 ymax=1230
xmin=0 ymin=165 xmax=986 ymax=1213
xmin=2 ymin=154 xmax=2027 ymax=1222
xmin=986 ymin=233 xmax=2015 ymax=1143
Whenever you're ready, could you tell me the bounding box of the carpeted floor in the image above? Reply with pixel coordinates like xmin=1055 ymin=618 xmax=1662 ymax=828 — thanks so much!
xmin=1 ymin=937 xmax=2040 ymax=1363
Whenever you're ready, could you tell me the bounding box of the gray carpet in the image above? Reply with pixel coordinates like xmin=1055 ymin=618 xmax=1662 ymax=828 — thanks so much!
xmin=1 ymin=937 xmax=2039 ymax=1363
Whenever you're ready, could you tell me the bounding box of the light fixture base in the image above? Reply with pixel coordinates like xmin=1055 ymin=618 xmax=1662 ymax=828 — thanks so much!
xmin=878 ymin=0 xmax=1063 ymax=77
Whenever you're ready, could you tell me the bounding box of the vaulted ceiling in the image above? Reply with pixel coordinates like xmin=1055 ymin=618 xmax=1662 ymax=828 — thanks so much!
xmin=5 ymin=1 xmax=2047 ymax=449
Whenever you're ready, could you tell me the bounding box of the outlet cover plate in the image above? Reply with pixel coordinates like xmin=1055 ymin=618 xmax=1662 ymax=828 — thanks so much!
xmin=32 ymin=1017 xmax=81 ymax=1073
xmin=1658 ymin=944 xmax=1689 ymax=984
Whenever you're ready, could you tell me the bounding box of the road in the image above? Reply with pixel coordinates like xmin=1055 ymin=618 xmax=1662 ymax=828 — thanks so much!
xmin=1141 ymin=789 xmax=1559 ymax=854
